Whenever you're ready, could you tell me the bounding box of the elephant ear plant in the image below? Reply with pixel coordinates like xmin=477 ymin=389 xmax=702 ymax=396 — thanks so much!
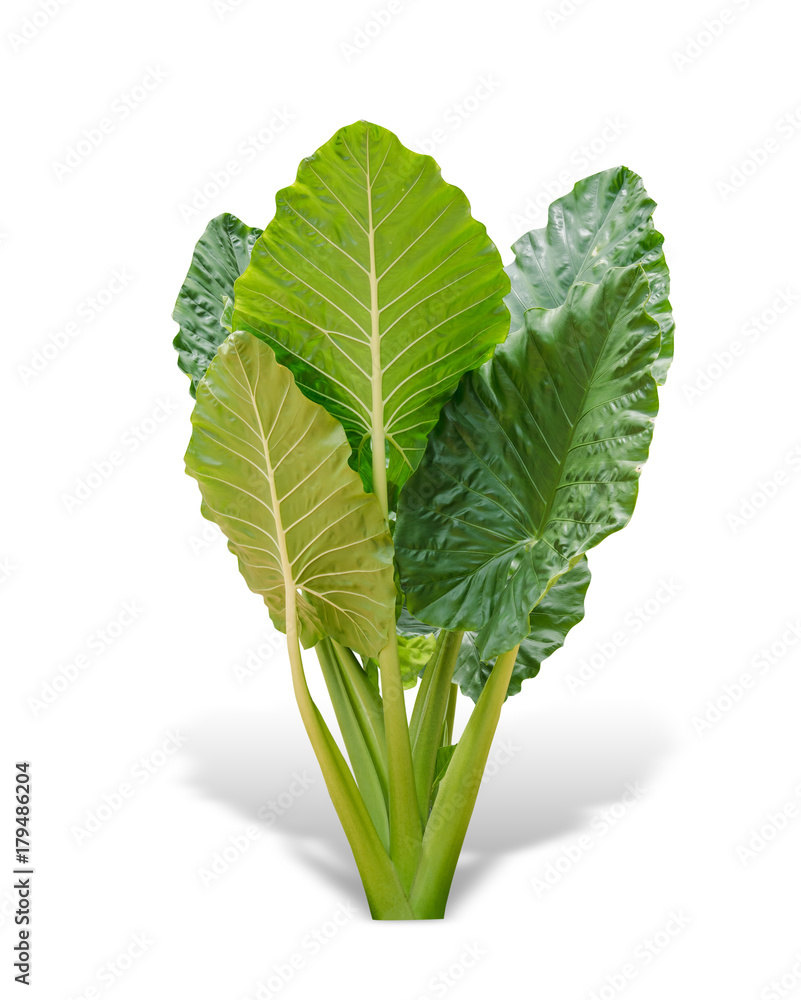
xmin=173 ymin=121 xmax=673 ymax=920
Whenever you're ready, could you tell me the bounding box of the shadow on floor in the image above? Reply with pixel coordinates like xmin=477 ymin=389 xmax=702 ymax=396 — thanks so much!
xmin=183 ymin=701 xmax=671 ymax=913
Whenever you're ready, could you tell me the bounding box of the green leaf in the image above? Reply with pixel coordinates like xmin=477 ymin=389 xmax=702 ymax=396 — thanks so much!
xmin=173 ymin=213 xmax=262 ymax=396
xmin=506 ymin=166 xmax=673 ymax=384
xmin=185 ymin=330 xmax=395 ymax=657
xmin=395 ymin=265 xmax=660 ymax=660
xmin=454 ymin=556 xmax=591 ymax=702
xmin=396 ymin=606 xmax=437 ymax=637
xmin=397 ymin=633 xmax=438 ymax=688
xmin=232 ymin=120 xmax=510 ymax=509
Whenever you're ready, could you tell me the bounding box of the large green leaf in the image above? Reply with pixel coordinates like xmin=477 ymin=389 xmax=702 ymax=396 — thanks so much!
xmin=395 ymin=265 xmax=660 ymax=660
xmin=506 ymin=167 xmax=673 ymax=384
xmin=454 ymin=556 xmax=591 ymax=702
xmin=173 ymin=213 xmax=263 ymax=396
xmin=185 ymin=330 xmax=395 ymax=657
xmin=232 ymin=120 xmax=510 ymax=508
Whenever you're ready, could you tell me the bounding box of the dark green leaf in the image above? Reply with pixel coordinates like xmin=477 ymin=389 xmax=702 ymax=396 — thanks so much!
xmin=395 ymin=265 xmax=660 ymax=660
xmin=173 ymin=213 xmax=262 ymax=396
xmin=454 ymin=556 xmax=591 ymax=702
xmin=506 ymin=166 xmax=673 ymax=384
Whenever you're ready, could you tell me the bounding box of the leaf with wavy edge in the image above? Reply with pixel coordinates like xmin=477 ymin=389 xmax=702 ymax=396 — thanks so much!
xmin=173 ymin=213 xmax=263 ymax=396
xmin=185 ymin=330 xmax=395 ymax=657
xmin=395 ymin=265 xmax=660 ymax=660
xmin=232 ymin=120 xmax=510 ymax=508
xmin=506 ymin=166 xmax=673 ymax=384
xmin=454 ymin=556 xmax=591 ymax=702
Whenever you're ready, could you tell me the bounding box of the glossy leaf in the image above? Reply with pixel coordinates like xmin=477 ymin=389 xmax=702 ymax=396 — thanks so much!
xmin=173 ymin=213 xmax=263 ymax=396
xmin=454 ymin=556 xmax=591 ymax=702
xmin=233 ymin=120 xmax=510 ymax=507
xmin=185 ymin=330 xmax=395 ymax=657
xmin=395 ymin=265 xmax=660 ymax=660
xmin=506 ymin=167 xmax=673 ymax=384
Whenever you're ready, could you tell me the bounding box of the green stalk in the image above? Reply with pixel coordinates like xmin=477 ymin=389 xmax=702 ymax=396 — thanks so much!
xmin=409 ymin=644 xmax=520 ymax=919
xmin=317 ymin=637 xmax=389 ymax=849
xmin=286 ymin=612 xmax=413 ymax=919
xmin=409 ymin=630 xmax=463 ymax=821
xmin=443 ymin=682 xmax=458 ymax=746
xmin=377 ymin=637 xmax=422 ymax=889
xmin=330 ymin=640 xmax=389 ymax=798
xmin=364 ymin=153 xmax=422 ymax=890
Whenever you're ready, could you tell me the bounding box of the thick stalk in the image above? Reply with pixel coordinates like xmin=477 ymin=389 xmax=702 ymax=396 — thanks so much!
xmin=409 ymin=644 xmax=520 ymax=919
xmin=409 ymin=630 xmax=463 ymax=821
xmin=377 ymin=638 xmax=422 ymax=889
xmin=317 ymin=638 xmax=389 ymax=849
xmin=443 ymin=682 xmax=458 ymax=746
xmin=365 ymin=144 xmax=421 ymax=891
xmin=286 ymin=607 xmax=413 ymax=919
xmin=331 ymin=640 xmax=389 ymax=799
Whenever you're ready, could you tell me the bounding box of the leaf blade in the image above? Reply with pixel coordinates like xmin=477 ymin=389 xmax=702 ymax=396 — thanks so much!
xmin=395 ymin=265 xmax=660 ymax=660
xmin=454 ymin=556 xmax=591 ymax=702
xmin=185 ymin=330 xmax=396 ymax=658
xmin=506 ymin=166 xmax=673 ymax=384
xmin=232 ymin=120 xmax=510 ymax=506
xmin=172 ymin=213 xmax=263 ymax=395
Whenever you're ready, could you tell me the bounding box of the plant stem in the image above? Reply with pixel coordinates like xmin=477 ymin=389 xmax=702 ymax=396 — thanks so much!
xmin=285 ymin=607 xmax=413 ymax=918
xmin=317 ymin=638 xmax=389 ymax=849
xmin=444 ymin=682 xmax=458 ymax=746
xmin=365 ymin=144 xmax=422 ymax=890
xmin=409 ymin=629 xmax=464 ymax=821
xmin=377 ymin=636 xmax=422 ymax=890
xmin=409 ymin=644 xmax=520 ymax=919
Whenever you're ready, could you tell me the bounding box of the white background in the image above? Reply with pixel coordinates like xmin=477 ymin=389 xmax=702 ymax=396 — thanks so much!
xmin=3 ymin=0 xmax=801 ymax=997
